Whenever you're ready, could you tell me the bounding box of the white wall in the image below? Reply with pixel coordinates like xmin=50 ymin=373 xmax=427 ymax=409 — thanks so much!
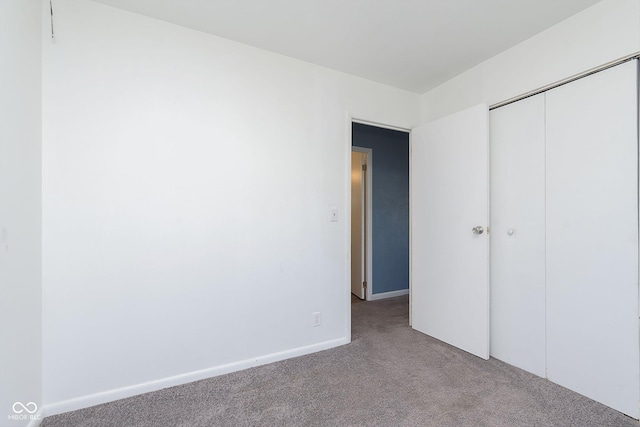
xmin=421 ymin=0 xmax=640 ymax=122
xmin=0 ymin=1 xmax=43 ymax=426
xmin=41 ymin=0 xmax=420 ymax=413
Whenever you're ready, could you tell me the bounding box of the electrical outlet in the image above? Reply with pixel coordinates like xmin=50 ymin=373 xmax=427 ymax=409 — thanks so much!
xmin=313 ymin=312 xmax=321 ymax=327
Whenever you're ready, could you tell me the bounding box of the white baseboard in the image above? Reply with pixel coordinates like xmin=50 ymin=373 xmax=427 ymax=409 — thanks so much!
xmin=25 ymin=409 xmax=43 ymax=427
xmin=41 ymin=337 xmax=349 ymax=419
xmin=369 ymin=288 xmax=409 ymax=301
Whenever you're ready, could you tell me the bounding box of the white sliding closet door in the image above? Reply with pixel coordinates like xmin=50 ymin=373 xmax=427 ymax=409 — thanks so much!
xmin=490 ymin=94 xmax=546 ymax=377
xmin=546 ymin=60 xmax=639 ymax=418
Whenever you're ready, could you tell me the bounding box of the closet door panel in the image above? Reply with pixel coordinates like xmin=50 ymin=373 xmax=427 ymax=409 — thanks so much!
xmin=490 ymin=93 xmax=546 ymax=377
xmin=546 ymin=60 xmax=639 ymax=418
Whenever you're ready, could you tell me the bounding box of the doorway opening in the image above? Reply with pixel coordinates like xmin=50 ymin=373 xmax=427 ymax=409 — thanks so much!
xmin=350 ymin=122 xmax=410 ymax=304
xmin=351 ymin=147 xmax=371 ymax=301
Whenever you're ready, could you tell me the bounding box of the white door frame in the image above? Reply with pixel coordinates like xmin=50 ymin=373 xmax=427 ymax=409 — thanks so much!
xmin=352 ymin=146 xmax=373 ymax=301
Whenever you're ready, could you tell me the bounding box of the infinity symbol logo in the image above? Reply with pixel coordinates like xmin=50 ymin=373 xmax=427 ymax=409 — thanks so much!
xmin=12 ymin=402 xmax=37 ymax=414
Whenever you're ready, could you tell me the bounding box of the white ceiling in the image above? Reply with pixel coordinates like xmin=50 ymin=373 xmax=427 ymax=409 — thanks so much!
xmin=90 ymin=0 xmax=602 ymax=94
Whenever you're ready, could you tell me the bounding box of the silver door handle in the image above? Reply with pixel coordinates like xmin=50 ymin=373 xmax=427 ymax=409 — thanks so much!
xmin=472 ymin=226 xmax=484 ymax=235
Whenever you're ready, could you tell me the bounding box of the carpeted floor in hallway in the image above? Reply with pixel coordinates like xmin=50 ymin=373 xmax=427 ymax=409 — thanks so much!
xmin=41 ymin=296 xmax=636 ymax=426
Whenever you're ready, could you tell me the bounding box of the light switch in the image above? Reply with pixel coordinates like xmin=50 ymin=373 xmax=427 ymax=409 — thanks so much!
xmin=330 ymin=207 xmax=339 ymax=222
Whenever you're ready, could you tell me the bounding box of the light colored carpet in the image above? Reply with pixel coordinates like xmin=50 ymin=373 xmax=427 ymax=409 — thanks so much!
xmin=42 ymin=296 xmax=636 ymax=426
